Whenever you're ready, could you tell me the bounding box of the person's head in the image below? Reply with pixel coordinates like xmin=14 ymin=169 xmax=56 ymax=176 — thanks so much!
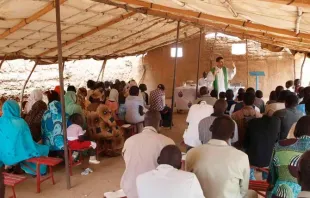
xmin=216 ymin=56 xmax=224 ymax=68
xmin=69 ymin=113 xmax=84 ymax=127
xmin=203 ymin=71 xmax=207 ymax=78
xmin=294 ymin=116 xmax=310 ymax=138
xmin=129 ymin=86 xmax=139 ymax=96
xmin=210 ymin=89 xmax=218 ymax=99
xmin=2 ymin=100 xmax=21 ymax=118
xmin=226 ymin=89 xmax=234 ymax=100
xmin=243 ymin=92 xmax=255 ymax=106
xmin=237 ymin=88 xmax=245 ymax=101
xmin=139 ymin=84 xmax=147 ymax=92
xmin=199 ymin=86 xmax=209 ymax=96
xmin=67 ymin=85 xmax=76 ymax=93
xmin=87 ymin=80 xmax=96 ymax=90
xmin=144 ymin=110 xmax=162 ymax=131
xmin=275 ymin=86 xmax=284 ymax=98
xmin=285 ymin=93 xmax=298 ymax=108
xmin=219 ymin=92 xmax=226 ymax=99
xmin=303 ymin=86 xmax=310 ymax=101
xmin=157 ymin=84 xmax=165 ymax=91
xmin=246 ymin=87 xmax=255 ymax=95
xmin=47 ymin=90 xmax=60 ymax=104
xmin=157 ymin=145 xmax=182 ymax=170
xmin=269 ymin=91 xmax=277 ymax=101
xmin=298 ymin=150 xmax=310 ymax=191
xmin=294 ymin=79 xmax=301 ymax=87
xmin=95 ymin=82 xmax=105 ymax=90
xmin=210 ymin=116 xmax=235 ymax=142
xmin=306 ymin=99 xmax=310 ymax=115
xmin=104 ymin=81 xmax=110 ymax=89
xmin=286 ymin=80 xmax=294 ymax=89
xmin=213 ymin=99 xmax=228 ymax=115
xmin=255 ymin=90 xmax=263 ymax=99
xmin=115 ymin=79 xmax=120 ymax=85
xmin=77 ymin=87 xmax=87 ymax=97
xmin=278 ymin=90 xmax=290 ymax=103
xmin=54 ymin=85 xmax=61 ymax=95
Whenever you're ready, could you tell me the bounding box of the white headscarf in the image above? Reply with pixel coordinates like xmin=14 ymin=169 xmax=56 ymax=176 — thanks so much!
xmin=109 ymin=89 xmax=119 ymax=102
xmin=25 ymin=89 xmax=43 ymax=114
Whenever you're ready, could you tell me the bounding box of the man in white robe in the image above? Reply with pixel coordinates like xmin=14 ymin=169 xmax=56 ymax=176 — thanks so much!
xmin=207 ymin=56 xmax=236 ymax=93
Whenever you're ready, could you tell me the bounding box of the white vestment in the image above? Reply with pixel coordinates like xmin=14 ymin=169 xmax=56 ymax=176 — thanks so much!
xmin=207 ymin=66 xmax=236 ymax=93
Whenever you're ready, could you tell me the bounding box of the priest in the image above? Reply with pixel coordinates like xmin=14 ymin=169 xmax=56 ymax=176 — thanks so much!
xmin=207 ymin=56 xmax=236 ymax=93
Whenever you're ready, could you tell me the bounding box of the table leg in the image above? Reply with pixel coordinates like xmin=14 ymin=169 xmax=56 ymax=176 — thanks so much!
xmin=36 ymin=163 xmax=41 ymax=193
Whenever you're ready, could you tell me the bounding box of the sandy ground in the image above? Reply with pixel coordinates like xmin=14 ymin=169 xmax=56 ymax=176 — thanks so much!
xmin=5 ymin=113 xmax=188 ymax=198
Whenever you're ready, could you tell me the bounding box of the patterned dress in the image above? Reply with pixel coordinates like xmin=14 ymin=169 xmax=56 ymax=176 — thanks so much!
xmin=268 ymin=136 xmax=310 ymax=198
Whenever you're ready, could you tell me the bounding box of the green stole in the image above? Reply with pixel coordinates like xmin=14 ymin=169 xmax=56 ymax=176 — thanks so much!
xmin=211 ymin=67 xmax=228 ymax=91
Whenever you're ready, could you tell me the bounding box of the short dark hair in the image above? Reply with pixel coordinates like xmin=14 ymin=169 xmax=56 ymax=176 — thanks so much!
xmin=87 ymin=80 xmax=96 ymax=90
xmin=246 ymin=87 xmax=255 ymax=95
xmin=199 ymin=86 xmax=208 ymax=96
xmin=286 ymin=80 xmax=294 ymax=89
xmin=158 ymin=145 xmax=182 ymax=169
xmin=139 ymin=84 xmax=147 ymax=92
xmin=104 ymin=81 xmax=110 ymax=89
xmin=67 ymin=85 xmax=76 ymax=93
xmin=47 ymin=90 xmax=60 ymax=104
xmin=275 ymin=86 xmax=284 ymax=98
xmin=269 ymin=91 xmax=277 ymax=101
xmin=129 ymin=86 xmax=140 ymax=96
xmin=69 ymin=113 xmax=84 ymax=127
xmin=278 ymin=90 xmax=290 ymax=102
xmin=294 ymin=116 xmax=310 ymax=138
xmin=157 ymin=84 xmax=165 ymax=91
xmin=210 ymin=89 xmax=218 ymax=99
xmin=237 ymin=88 xmax=245 ymax=101
xmin=255 ymin=90 xmax=263 ymax=99
xmin=219 ymin=92 xmax=226 ymax=99
xmin=210 ymin=116 xmax=235 ymax=140
xmin=294 ymin=79 xmax=300 ymax=86
xmin=306 ymin=99 xmax=310 ymax=115
xmin=285 ymin=93 xmax=298 ymax=108
xmin=298 ymin=150 xmax=310 ymax=189
xmin=226 ymin=89 xmax=234 ymax=100
xmin=95 ymin=82 xmax=105 ymax=90
xmin=216 ymin=56 xmax=224 ymax=62
xmin=243 ymin=92 xmax=255 ymax=106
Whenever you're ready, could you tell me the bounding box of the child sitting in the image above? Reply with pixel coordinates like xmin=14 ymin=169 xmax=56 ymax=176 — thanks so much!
xmin=67 ymin=113 xmax=100 ymax=176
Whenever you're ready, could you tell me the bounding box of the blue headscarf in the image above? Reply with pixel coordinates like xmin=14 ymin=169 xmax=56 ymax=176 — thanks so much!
xmin=0 ymin=100 xmax=48 ymax=175
xmin=41 ymin=101 xmax=69 ymax=151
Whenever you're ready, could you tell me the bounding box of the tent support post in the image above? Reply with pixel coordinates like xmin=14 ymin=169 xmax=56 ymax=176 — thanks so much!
xmin=55 ymin=0 xmax=71 ymax=189
xmin=0 ymin=55 xmax=6 ymax=70
xmin=300 ymin=53 xmax=307 ymax=83
xmin=170 ymin=21 xmax=180 ymax=129
xmin=20 ymin=60 xmax=39 ymax=109
xmin=246 ymin=39 xmax=249 ymax=88
xmin=98 ymin=59 xmax=107 ymax=81
xmin=195 ymin=29 xmax=203 ymax=99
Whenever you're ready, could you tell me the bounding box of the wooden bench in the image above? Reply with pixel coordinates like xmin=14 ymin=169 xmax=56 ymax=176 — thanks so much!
xmin=249 ymin=180 xmax=269 ymax=197
xmin=3 ymin=173 xmax=27 ymax=198
xmin=26 ymin=157 xmax=63 ymax=193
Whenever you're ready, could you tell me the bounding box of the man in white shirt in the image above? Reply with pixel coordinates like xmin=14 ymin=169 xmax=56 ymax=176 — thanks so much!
xmin=207 ymin=56 xmax=236 ymax=93
xmin=198 ymin=72 xmax=208 ymax=87
xmin=186 ymin=116 xmax=250 ymax=198
xmin=121 ymin=111 xmax=175 ymax=198
xmin=137 ymin=145 xmax=205 ymax=198
xmin=183 ymin=101 xmax=214 ymax=150
xmin=298 ymin=150 xmax=310 ymax=198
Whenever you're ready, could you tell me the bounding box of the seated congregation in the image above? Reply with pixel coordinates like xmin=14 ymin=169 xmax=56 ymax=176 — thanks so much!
xmin=1 ymin=77 xmax=310 ymax=198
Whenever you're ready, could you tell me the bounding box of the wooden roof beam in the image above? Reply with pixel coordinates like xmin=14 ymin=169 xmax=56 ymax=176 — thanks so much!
xmin=95 ymin=0 xmax=310 ymax=40
xmin=0 ymin=0 xmax=67 ymax=39
xmin=255 ymin=0 xmax=310 ymax=7
xmin=39 ymin=12 xmax=135 ymax=57
xmin=110 ymin=24 xmax=188 ymax=56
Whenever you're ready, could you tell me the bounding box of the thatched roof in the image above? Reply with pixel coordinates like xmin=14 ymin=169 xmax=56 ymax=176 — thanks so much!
xmin=1 ymin=0 xmax=310 ymax=63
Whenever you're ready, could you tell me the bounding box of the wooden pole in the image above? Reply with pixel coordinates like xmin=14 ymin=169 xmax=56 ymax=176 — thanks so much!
xmin=170 ymin=21 xmax=181 ymax=129
xmin=97 ymin=59 xmax=107 ymax=81
xmin=0 ymin=55 xmax=6 ymax=70
xmin=300 ymin=53 xmax=307 ymax=84
xmin=195 ymin=29 xmax=203 ymax=99
xmin=20 ymin=60 xmax=39 ymax=109
xmin=209 ymin=32 xmax=218 ymax=70
xmin=55 ymin=0 xmax=71 ymax=189
xmin=246 ymin=39 xmax=249 ymax=88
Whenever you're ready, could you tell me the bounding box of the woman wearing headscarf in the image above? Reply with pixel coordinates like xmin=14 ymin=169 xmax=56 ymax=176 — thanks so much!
xmin=24 ymin=100 xmax=48 ymax=142
xmin=77 ymin=87 xmax=87 ymax=110
xmin=24 ymin=89 xmax=43 ymax=114
xmin=64 ymin=90 xmax=84 ymax=116
xmin=0 ymin=100 xmax=49 ymax=175
xmin=106 ymin=84 xmax=119 ymax=119
xmin=41 ymin=95 xmax=68 ymax=153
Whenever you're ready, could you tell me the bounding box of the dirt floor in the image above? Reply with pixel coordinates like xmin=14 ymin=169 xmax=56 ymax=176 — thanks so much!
xmin=5 ymin=113 xmax=188 ymax=198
